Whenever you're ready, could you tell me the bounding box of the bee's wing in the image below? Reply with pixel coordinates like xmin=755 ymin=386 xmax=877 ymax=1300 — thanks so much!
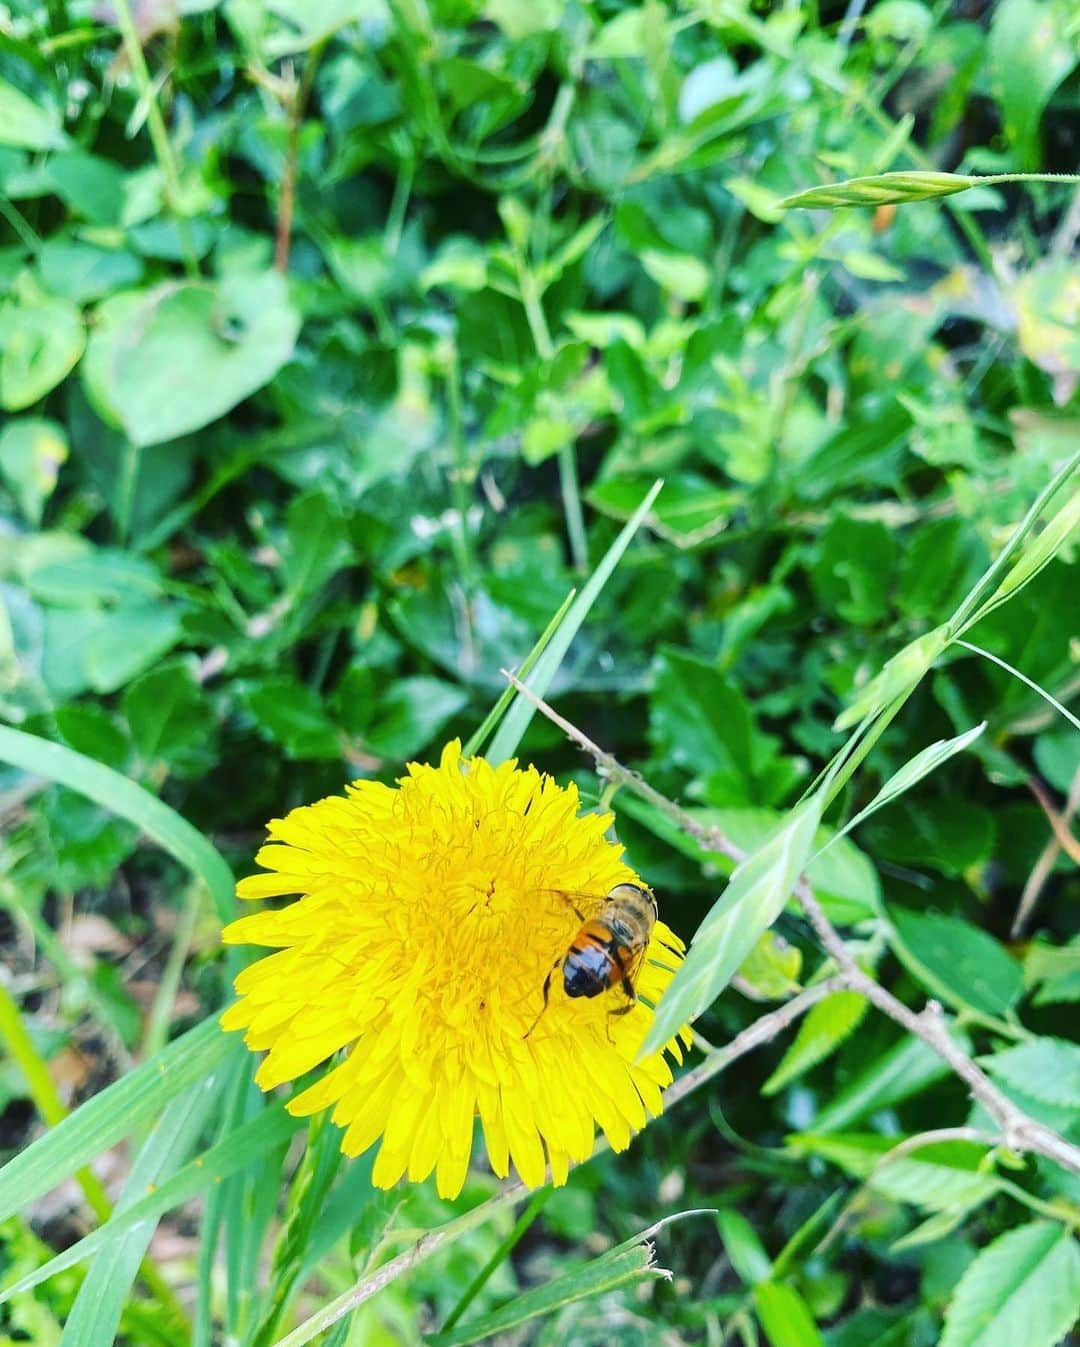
xmin=529 ymin=887 xmax=609 ymax=922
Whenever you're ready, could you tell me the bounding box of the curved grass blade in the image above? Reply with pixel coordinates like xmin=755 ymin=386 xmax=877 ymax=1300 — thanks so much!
xmin=0 ymin=725 xmax=235 ymax=922
xmin=486 ymin=479 xmax=663 ymax=765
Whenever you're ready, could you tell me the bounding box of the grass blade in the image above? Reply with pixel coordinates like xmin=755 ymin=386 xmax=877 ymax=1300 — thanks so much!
xmin=60 ymin=1067 xmax=228 ymax=1347
xmin=1 ymin=1101 xmax=301 ymax=1304
xmin=486 ymin=479 xmax=663 ymax=765
xmin=0 ymin=725 xmax=235 ymax=922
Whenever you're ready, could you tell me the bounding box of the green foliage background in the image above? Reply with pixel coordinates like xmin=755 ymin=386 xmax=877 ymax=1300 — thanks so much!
xmin=1 ymin=0 xmax=1079 ymax=1343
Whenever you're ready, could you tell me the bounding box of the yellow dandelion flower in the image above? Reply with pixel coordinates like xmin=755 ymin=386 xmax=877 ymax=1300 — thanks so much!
xmin=221 ymin=740 xmax=689 ymax=1199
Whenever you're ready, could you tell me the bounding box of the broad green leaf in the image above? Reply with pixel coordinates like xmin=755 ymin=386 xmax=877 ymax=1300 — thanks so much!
xmin=788 ymin=1134 xmax=1000 ymax=1213
xmin=0 ymin=1016 xmax=236 ymax=1223
xmin=640 ymin=249 xmax=710 ymax=301
xmin=486 ymin=480 xmax=662 ymax=764
xmin=0 ymin=418 xmax=68 ymax=524
xmin=754 ymin=1280 xmax=825 ymax=1347
xmin=762 ymin=991 xmax=869 ymax=1095
xmin=83 ymin=604 xmax=184 ymax=694
xmin=0 ymin=724 xmax=235 ymax=921
xmin=641 ymin=799 xmax=824 ymax=1055
xmin=0 ymin=78 xmax=67 ymax=150
xmin=978 ymin=1037 xmax=1080 ymax=1108
xmin=83 ymin=271 xmax=300 ymax=447
xmin=0 ymin=291 xmax=85 ymax=411
xmin=940 ymin=1220 xmax=1080 ymax=1347
xmin=364 ymin=677 xmax=469 ymax=760
xmin=241 ymin=676 xmax=342 ymax=761
xmin=988 ymin=0 xmax=1077 ymax=170
xmin=811 ymin=1033 xmax=956 ymax=1132
xmin=782 ymin=171 xmax=978 ymax=209
xmin=123 ymin=659 xmax=212 ymax=771
xmin=0 ymin=1103 xmax=302 ymax=1304
xmin=888 ymin=907 xmax=1023 ymax=1023
xmin=283 ymin=490 xmax=353 ymax=601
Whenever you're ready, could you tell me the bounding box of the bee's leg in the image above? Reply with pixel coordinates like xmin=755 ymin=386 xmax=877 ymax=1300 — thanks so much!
xmin=524 ymin=959 xmax=560 ymax=1039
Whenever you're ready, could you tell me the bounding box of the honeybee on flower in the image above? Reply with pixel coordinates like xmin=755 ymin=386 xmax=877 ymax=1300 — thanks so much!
xmin=221 ymin=741 xmax=689 ymax=1198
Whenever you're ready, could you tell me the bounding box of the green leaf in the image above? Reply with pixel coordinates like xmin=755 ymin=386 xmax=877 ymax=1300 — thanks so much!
xmin=123 ymin=659 xmax=212 ymax=772
xmin=988 ymin=0 xmax=1077 ymax=170
xmin=0 ymin=290 xmax=85 ymax=411
xmin=0 ymin=1016 xmax=236 ymax=1224
xmin=0 ymin=724 xmax=235 ymax=921
xmin=0 ymin=417 xmax=68 ymax=524
xmin=940 ymin=1220 xmax=1080 ymax=1347
xmin=762 ymin=991 xmax=869 ymax=1095
xmin=788 ymin=1134 xmax=1000 ymax=1213
xmin=0 ymin=78 xmax=67 ymax=150
xmin=83 ymin=272 xmax=300 ymax=447
xmin=989 ymin=481 xmax=1080 ymax=609
xmin=641 ymin=799 xmax=824 ymax=1055
xmin=430 ymin=1212 xmax=707 ymax=1347
xmin=364 ymin=677 xmax=469 ymax=760
xmin=782 ymin=171 xmax=978 ymax=209
xmin=241 ymin=676 xmax=342 ymax=761
xmin=824 ymin=723 xmax=986 ymax=848
xmin=283 ymin=491 xmax=353 ymax=601
xmin=83 ymin=604 xmax=185 ymax=694
xmin=978 ymin=1037 xmax=1080 ymax=1108
xmin=811 ymin=1033 xmax=955 ymax=1132
xmin=651 ymin=649 xmax=804 ymax=806
xmin=718 ymin=1209 xmax=773 ymax=1286
xmin=486 ymin=480 xmax=662 ymax=764
xmin=888 ymin=907 xmax=1023 ymax=1023
xmin=640 ymin=249 xmax=710 ymax=301
xmin=754 ymin=1280 xmax=825 ymax=1347
xmin=431 ymin=1245 xmax=660 ymax=1346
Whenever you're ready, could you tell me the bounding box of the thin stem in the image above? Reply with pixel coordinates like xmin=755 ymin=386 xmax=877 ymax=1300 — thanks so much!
xmin=1014 ymin=763 xmax=1080 ymax=936
xmin=956 ymin=639 xmax=1080 ymax=734
xmin=518 ymin=270 xmax=589 ymax=573
xmin=441 ymin=1190 xmax=551 ymax=1332
xmin=445 ymin=342 xmax=477 ymax=592
xmin=274 ymin=43 xmax=325 ymax=273
xmin=111 ymin=0 xmax=198 ymax=277
xmin=557 ymin=443 xmax=589 ymax=574
xmin=796 ymin=885 xmax=1080 ymax=1175
xmin=141 ymin=884 xmax=201 ymax=1059
xmin=0 ymin=196 xmax=41 ymax=251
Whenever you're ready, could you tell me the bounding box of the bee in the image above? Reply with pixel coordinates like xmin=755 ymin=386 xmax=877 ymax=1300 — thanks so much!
xmin=525 ymin=882 xmax=657 ymax=1038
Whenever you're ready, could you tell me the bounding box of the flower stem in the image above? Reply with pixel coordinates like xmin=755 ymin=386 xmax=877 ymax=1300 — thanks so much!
xmin=111 ymin=0 xmax=199 ymax=278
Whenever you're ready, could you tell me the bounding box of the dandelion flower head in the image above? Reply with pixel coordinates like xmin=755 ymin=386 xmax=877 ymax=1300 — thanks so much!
xmin=221 ymin=741 xmax=688 ymax=1198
